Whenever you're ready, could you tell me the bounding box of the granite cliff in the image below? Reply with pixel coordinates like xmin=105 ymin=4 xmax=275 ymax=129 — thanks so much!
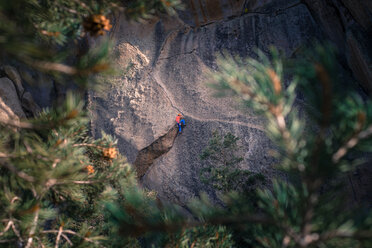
xmin=87 ymin=0 xmax=372 ymax=205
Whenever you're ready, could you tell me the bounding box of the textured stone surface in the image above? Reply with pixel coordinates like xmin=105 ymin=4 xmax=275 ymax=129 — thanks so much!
xmin=346 ymin=28 xmax=372 ymax=93
xmin=18 ymin=68 xmax=56 ymax=108
xmin=3 ymin=65 xmax=24 ymax=98
xmin=21 ymin=92 xmax=41 ymax=117
xmin=0 ymin=77 xmax=26 ymax=124
xmin=347 ymin=162 xmax=372 ymax=207
xmin=89 ymin=1 xmax=320 ymax=204
xmin=341 ymin=0 xmax=372 ymax=30
xmin=0 ymin=65 xmax=42 ymax=118
xmin=303 ymin=0 xmax=372 ymax=91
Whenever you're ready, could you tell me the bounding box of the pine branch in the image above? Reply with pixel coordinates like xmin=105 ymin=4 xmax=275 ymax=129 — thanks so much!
xmin=0 ymin=109 xmax=81 ymax=130
xmin=25 ymin=207 xmax=40 ymax=248
xmin=72 ymin=0 xmax=91 ymax=12
xmin=0 ymin=160 xmax=35 ymax=182
xmin=0 ymin=221 xmax=13 ymax=236
xmin=61 ymin=233 xmax=72 ymax=246
xmin=72 ymin=180 xmax=98 ymax=184
xmin=0 ymin=239 xmax=16 ymax=244
xmin=11 ymin=222 xmax=23 ymax=243
xmin=52 ymin=158 xmax=61 ymax=168
xmin=332 ymin=124 xmax=372 ymax=163
xmin=54 ymin=225 xmax=63 ymax=248
xmin=120 ymin=213 xmax=271 ymax=237
xmin=59 ymin=5 xmax=79 ymax=15
xmin=73 ymin=143 xmax=105 ymax=149
xmin=281 ymin=229 xmax=372 ymax=247
xmin=0 ymin=118 xmax=41 ymax=129
xmin=42 ymin=229 xmax=103 ymax=247
xmin=31 ymin=60 xmax=78 ymax=75
xmin=297 ymin=64 xmax=334 ymax=244
xmin=0 ymin=152 xmax=12 ymax=158
xmin=231 ymin=76 xmax=295 ymax=157
xmin=320 ymin=230 xmax=372 ymax=240
xmin=230 ymin=79 xmax=271 ymax=107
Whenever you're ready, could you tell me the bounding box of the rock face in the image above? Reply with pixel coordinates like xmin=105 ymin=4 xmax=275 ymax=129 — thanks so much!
xmin=303 ymin=0 xmax=372 ymax=92
xmin=89 ymin=0 xmax=372 ymax=204
xmin=3 ymin=65 xmax=24 ymax=98
xmin=1 ymin=65 xmax=41 ymax=118
xmin=347 ymin=163 xmax=372 ymax=206
xmin=0 ymin=65 xmax=41 ymax=126
xmin=0 ymin=77 xmax=26 ymax=124
xmin=17 ymin=68 xmax=57 ymax=109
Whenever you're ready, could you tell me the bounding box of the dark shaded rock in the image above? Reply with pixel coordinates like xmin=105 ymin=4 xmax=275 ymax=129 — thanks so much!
xmin=0 ymin=66 xmax=41 ymax=118
xmin=3 ymin=65 xmax=24 ymax=98
xmin=18 ymin=68 xmax=55 ymax=108
xmin=341 ymin=0 xmax=372 ymax=30
xmin=302 ymin=0 xmax=346 ymax=50
xmin=347 ymin=163 xmax=372 ymax=207
xmin=135 ymin=125 xmax=178 ymax=178
xmin=303 ymin=0 xmax=372 ymax=92
xmin=346 ymin=27 xmax=372 ymax=93
xmin=0 ymin=77 xmax=25 ymax=124
xmin=21 ymin=92 xmax=41 ymax=117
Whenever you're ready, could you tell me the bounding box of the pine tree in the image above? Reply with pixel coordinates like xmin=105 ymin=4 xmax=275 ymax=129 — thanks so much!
xmin=200 ymin=130 xmax=265 ymax=193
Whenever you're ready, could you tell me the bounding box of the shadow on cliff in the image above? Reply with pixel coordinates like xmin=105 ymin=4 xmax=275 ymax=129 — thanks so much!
xmin=134 ymin=124 xmax=179 ymax=178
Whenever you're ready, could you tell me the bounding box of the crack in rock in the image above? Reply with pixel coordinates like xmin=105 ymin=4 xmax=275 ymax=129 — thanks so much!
xmin=151 ymin=66 xmax=265 ymax=132
xmin=158 ymin=48 xmax=197 ymax=61
xmin=197 ymin=1 xmax=303 ymax=28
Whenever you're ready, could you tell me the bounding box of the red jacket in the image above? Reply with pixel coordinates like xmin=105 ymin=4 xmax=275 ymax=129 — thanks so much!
xmin=176 ymin=116 xmax=182 ymax=123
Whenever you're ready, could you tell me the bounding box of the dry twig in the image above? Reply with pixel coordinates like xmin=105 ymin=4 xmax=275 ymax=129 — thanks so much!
xmin=25 ymin=207 xmax=40 ymax=248
xmin=55 ymin=225 xmax=63 ymax=248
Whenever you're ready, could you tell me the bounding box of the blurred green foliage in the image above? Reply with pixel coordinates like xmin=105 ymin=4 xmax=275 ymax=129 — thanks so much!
xmin=0 ymin=0 xmax=182 ymax=87
xmin=200 ymin=130 xmax=265 ymax=192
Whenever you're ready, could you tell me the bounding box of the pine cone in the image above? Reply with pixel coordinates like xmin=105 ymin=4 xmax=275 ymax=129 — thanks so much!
xmin=83 ymin=14 xmax=112 ymax=37
xmin=103 ymin=147 xmax=118 ymax=159
xmin=86 ymin=165 xmax=95 ymax=174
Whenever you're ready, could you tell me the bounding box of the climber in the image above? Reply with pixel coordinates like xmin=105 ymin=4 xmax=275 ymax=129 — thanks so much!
xmin=176 ymin=113 xmax=186 ymax=133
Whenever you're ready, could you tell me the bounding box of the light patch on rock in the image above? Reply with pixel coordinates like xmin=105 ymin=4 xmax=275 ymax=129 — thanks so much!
xmin=114 ymin=42 xmax=149 ymax=78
